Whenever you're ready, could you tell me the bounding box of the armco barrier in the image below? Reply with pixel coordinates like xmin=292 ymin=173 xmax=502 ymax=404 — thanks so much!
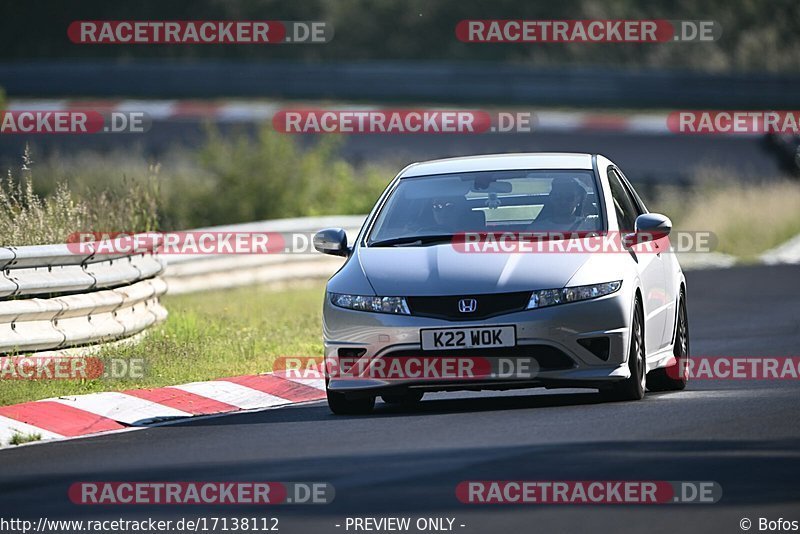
xmin=161 ymin=215 xmax=366 ymax=294
xmin=0 ymin=239 xmax=167 ymax=355
xmin=0 ymin=216 xmax=364 ymax=356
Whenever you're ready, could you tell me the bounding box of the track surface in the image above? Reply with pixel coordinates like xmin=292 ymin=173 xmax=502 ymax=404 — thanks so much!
xmin=1 ymin=264 xmax=799 ymax=533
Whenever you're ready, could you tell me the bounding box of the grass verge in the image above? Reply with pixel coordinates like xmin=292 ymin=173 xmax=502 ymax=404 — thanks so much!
xmin=8 ymin=431 xmax=42 ymax=446
xmin=650 ymin=180 xmax=800 ymax=261
xmin=0 ymin=281 xmax=326 ymax=407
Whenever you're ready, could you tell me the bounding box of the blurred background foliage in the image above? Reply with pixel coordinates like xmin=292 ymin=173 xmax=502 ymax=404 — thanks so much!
xmin=2 ymin=128 xmax=391 ymax=244
xmin=0 ymin=0 xmax=798 ymax=72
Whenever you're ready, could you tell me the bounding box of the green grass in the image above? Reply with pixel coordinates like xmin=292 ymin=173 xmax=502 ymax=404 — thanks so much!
xmin=0 ymin=281 xmax=327 ymax=406
xmin=7 ymin=431 xmax=42 ymax=446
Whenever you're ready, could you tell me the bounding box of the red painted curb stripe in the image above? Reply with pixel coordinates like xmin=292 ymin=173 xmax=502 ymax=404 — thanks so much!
xmin=172 ymin=101 xmax=221 ymax=117
xmin=581 ymin=115 xmax=630 ymax=130
xmin=220 ymin=375 xmax=325 ymax=403
xmin=65 ymin=100 xmax=121 ymax=112
xmin=0 ymin=401 xmax=125 ymax=437
xmin=123 ymin=387 xmax=239 ymax=415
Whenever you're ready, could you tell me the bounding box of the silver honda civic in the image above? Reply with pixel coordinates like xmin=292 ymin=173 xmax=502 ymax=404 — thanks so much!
xmin=314 ymin=153 xmax=689 ymax=414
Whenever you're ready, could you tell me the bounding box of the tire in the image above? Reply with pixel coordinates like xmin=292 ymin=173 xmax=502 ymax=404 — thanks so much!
xmin=381 ymin=391 xmax=424 ymax=405
xmin=647 ymin=291 xmax=689 ymax=391
xmin=601 ymin=297 xmax=646 ymax=401
xmin=327 ymin=389 xmax=375 ymax=415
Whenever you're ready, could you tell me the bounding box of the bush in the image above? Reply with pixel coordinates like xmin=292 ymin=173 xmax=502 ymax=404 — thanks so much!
xmin=170 ymin=125 xmax=390 ymax=227
xmin=15 ymin=127 xmax=393 ymax=233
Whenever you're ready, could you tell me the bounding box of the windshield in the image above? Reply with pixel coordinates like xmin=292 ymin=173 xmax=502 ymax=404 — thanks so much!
xmin=367 ymin=169 xmax=603 ymax=246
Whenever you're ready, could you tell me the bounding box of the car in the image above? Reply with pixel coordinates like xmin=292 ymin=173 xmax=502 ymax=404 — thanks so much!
xmin=314 ymin=153 xmax=689 ymax=415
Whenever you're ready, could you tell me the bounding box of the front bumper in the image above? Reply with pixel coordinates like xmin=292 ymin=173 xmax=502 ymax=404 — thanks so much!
xmin=323 ymin=290 xmax=634 ymax=394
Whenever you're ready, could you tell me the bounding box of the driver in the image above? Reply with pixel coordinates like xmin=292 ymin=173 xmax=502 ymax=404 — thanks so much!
xmin=534 ymin=179 xmax=587 ymax=231
xmin=431 ymin=197 xmax=459 ymax=231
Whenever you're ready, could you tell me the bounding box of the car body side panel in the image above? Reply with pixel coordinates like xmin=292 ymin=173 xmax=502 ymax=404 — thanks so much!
xmin=596 ymin=155 xmax=669 ymax=355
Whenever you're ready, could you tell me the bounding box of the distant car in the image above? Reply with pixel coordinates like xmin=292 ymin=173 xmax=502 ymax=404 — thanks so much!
xmin=315 ymin=153 xmax=689 ymax=414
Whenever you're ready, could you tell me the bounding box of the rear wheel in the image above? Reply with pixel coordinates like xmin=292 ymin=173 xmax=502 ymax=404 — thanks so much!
xmin=601 ymin=298 xmax=646 ymax=401
xmin=327 ymin=390 xmax=375 ymax=415
xmin=647 ymin=291 xmax=689 ymax=391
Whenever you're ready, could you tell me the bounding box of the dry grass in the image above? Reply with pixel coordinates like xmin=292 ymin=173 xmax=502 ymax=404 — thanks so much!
xmin=650 ymin=177 xmax=800 ymax=261
xmin=0 ymin=146 xmax=158 ymax=246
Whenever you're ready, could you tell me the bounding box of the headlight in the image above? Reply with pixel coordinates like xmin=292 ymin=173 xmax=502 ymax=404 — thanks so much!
xmin=527 ymin=281 xmax=622 ymax=309
xmin=329 ymin=293 xmax=410 ymax=315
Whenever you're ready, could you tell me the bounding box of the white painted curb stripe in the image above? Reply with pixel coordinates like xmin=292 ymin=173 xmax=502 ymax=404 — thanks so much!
xmin=629 ymin=114 xmax=671 ymax=134
xmin=278 ymin=375 xmax=327 ymax=391
xmin=0 ymin=415 xmax=64 ymax=444
xmin=761 ymin=234 xmax=800 ymax=265
xmin=172 ymin=380 xmax=289 ymax=410
xmin=536 ymin=111 xmax=586 ymax=131
xmin=0 ymin=371 xmax=329 ymax=449
xmin=49 ymin=392 xmax=191 ymax=425
xmin=115 ymin=100 xmax=177 ymax=120
xmin=216 ymin=103 xmax=280 ymax=121
xmin=7 ymin=100 xmax=67 ymax=111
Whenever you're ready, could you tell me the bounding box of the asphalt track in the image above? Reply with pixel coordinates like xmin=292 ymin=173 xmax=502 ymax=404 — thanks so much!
xmin=0 ymin=120 xmax=788 ymax=185
xmin=0 ymin=263 xmax=798 ymax=533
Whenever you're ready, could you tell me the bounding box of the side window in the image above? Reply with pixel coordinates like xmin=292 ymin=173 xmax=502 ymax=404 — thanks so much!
xmin=606 ymin=168 xmax=641 ymax=232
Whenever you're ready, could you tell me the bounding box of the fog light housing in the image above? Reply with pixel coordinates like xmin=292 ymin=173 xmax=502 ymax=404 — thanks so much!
xmin=578 ymin=337 xmax=611 ymax=361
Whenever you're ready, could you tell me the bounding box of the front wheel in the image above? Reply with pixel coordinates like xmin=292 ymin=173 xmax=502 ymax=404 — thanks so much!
xmin=647 ymin=291 xmax=689 ymax=391
xmin=327 ymin=390 xmax=375 ymax=415
xmin=601 ymin=298 xmax=646 ymax=401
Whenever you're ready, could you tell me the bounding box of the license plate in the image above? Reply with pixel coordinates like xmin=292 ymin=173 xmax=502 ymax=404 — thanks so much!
xmin=420 ymin=326 xmax=516 ymax=351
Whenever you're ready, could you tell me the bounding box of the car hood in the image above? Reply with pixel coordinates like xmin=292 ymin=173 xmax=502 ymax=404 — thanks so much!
xmin=356 ymin=245 xmax=592 ymax=296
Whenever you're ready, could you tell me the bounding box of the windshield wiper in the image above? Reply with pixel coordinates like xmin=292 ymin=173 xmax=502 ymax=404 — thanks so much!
xmin=369 ymin=234 xmax=454 ymax=247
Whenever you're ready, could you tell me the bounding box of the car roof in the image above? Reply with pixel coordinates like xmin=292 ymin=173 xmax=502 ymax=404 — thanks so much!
xmin=400 ymin=153 xmax=595 ymax=178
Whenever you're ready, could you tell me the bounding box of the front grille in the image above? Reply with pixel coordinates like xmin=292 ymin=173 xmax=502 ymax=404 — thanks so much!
xmin=406 ymin=291 xmax=530 ymax=320
xmin=384 ymin=346 xmax=574 ymax=371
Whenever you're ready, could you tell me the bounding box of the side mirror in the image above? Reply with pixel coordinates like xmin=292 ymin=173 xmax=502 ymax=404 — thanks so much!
xmin=313 ymin=228 xmax=349 ymax=257
xmin=624 ymin=213 xmax=672 ymax=247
